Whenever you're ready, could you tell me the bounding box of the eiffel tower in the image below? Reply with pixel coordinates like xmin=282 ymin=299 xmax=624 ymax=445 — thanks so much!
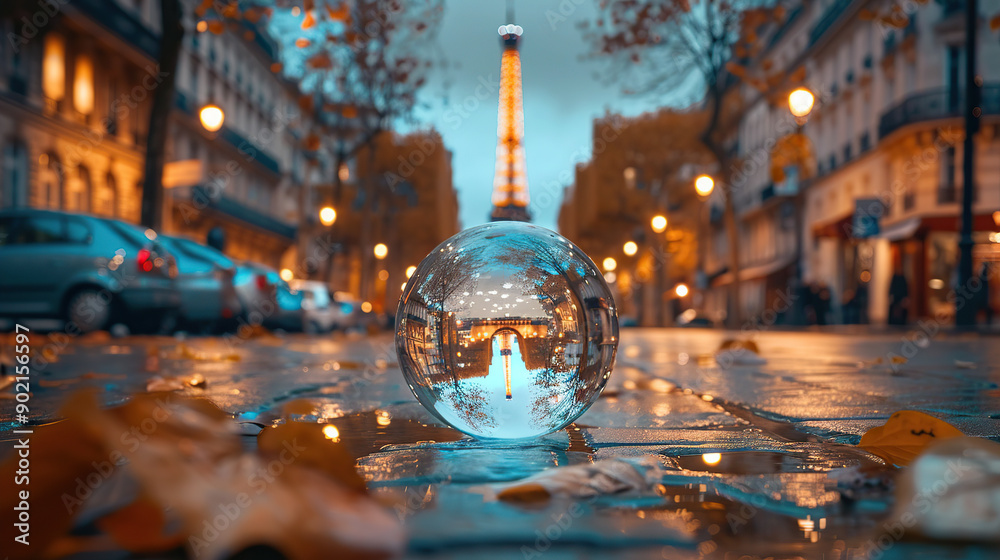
xmin=489 ymin=1 xmax=531 ymax=222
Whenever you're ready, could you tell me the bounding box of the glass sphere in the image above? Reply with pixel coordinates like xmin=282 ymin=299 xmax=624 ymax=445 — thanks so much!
xmin=395 ymin=222 xmax=619 ymax=439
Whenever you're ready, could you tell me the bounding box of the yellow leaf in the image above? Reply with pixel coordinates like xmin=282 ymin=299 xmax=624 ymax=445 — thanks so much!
xmin=717 ymin=339 xmax=759 ymax=354
xmin=859 ymin=410 xmax=964 ymax=467
xmin=497 ymin=483 xmax=552 ymax=504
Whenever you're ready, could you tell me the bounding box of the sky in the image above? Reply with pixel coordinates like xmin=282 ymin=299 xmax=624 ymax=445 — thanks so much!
xmin=408 ymin=1 xmax=681 ymax=232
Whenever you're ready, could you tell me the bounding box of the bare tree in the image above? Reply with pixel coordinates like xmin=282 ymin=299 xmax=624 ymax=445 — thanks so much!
xmin=582 ymin=1 xmax=786 ymax=326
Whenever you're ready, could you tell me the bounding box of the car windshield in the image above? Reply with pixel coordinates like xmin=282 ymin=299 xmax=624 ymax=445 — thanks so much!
xmin=103 ymin=219 xmax=153 ymax=249
xmin=164 ymin=236 xmax=233 ymax=274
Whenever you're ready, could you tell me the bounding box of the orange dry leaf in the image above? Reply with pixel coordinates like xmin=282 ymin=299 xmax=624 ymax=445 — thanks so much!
xmin=991 ymin=14 xmax=1000 ymax=32
xmin=307 ymin=52 xmax=333 ymax=69
xmin=859 ymin=410 xmax=964 ymax=467
xmin=295 ymin=37 xmax=311 ymax=48
xmin=95 ymin=496 xmax=185 ymax=553
xmin=327 ymin=2 xmax=350 ymax=21
xmin=302 ymin=10 xmax=316 ymax=29
xmin=270 ymin=62 xmax=284 ymax=73
xmin=207 ymin=20 xmax=225 ymax=35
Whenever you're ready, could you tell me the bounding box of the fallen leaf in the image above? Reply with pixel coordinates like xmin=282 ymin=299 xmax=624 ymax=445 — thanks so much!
xmin=95 ymin=495 xmax=186 ymax=553
xmin=859 ymin=410 xmax=964 ymax=467
xmin=890 ymin=437 xmax=1000 ymax=541
xmin=476 ymin=457 xmax=663 ymax=503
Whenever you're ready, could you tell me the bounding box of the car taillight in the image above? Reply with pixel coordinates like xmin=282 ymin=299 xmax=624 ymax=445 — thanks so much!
xmin=137 ymin=248 xmax=153 ymax=272
xmin=255 ymin=274 xmax=270 ymax=291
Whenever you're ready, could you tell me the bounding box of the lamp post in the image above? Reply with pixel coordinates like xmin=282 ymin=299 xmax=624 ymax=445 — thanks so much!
xmin=199 ymin=104 xmax=224 ymax=132
xmin=956 ymin=0 xmax=979 ymax=327
xmin=786 ymin=87 xmax=814 ymax=325
xmin=693 ymin=174 xmax=715 ymax=318
xmin=319 ymin=206 xmax=337 ymax=227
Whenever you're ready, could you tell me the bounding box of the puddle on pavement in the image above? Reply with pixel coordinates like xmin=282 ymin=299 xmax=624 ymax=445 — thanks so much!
xmin=665 ymin=448 xmax=885 ymax=475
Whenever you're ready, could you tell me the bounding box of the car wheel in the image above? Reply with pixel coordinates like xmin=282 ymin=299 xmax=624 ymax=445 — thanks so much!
xmin=66 ymin=289 xmax=112 ymax=333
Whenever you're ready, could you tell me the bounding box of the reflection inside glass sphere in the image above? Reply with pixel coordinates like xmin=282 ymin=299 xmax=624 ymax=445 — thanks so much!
xmin=395 ymin=222 xmax=619 ymax=439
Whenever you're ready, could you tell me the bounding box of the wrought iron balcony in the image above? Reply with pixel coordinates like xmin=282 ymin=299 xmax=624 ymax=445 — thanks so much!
xmin=191 ymin=185 xmax=297 ymax=240
xmin=809 ymin=0 xmax=854 ymax=46
xmin=878 ymin=85 xmax=1000 ymax=139
xmin=70 ymin=0 xmax=159 ymax=59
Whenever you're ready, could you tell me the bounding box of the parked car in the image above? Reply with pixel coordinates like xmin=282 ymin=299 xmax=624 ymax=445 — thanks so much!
xmin=0 ymin=209 xmax=180 ymax=332
xmin=289 ymin=280 xmax=338 ymax=333
xmin=233 ymin=262 xmax=303 ymax=332
xmin=158 ymin=235 xmax=241 ymax=332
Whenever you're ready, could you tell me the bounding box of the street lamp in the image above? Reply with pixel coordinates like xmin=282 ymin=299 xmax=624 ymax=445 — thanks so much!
xmin=651 ymin=215 xmax=668 ymax=233
xmin=319 ymin=206 xmax=337 ymax=226
xmin=602 ymin=257 xmax=617 ymax=272
xmin=279 ymin=268 xmax=293 ymax=282
xmin=788 ymin=87 xmax=815 ymax=120
xmin=694 ymin=174 xmax=715 ymax=197
xmin=675 ymin=283 xmax=689 ymax=298
xmin=623 ymin=241 xmax=638 ymax=256
xmin=406 ymin=265 xmax=416 ymax=278
xmin=373 ymin=243 xmax=388 ymax=260
xmin=199 ymin=104 xmax=224 ymax=132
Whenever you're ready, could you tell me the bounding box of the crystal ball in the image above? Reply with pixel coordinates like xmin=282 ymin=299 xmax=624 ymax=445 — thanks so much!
xmin=395 ymin=222 xmax=619 ymax=439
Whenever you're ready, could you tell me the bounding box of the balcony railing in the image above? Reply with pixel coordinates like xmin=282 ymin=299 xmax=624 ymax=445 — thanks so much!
xmin=191 ymin=186 xmax=297 ymax=240
xmin=809 ymin=0 xmax=854 ymax=46
xmin=878 ymin=85 xmax=1000 ymax=139
xmin=71 ymin=0 xmax=159 ymax=59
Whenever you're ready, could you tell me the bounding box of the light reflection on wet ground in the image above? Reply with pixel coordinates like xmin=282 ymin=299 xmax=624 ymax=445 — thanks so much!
xmin=2 ymin=328 xmax=999 ymax=558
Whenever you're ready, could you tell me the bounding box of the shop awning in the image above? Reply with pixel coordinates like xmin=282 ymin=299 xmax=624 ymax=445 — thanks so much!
xmin=812 ymin=212 xmax=853 ymax=238
xmin=876 ymin=217 xmax=921 ymax=241
xmin=711 ymin=253 xmax=797 ymax=287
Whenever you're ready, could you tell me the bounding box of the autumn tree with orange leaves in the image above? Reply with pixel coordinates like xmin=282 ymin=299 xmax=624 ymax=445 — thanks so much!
xmin=194 ymin=0 xmax=444 ymax=292
xmin=582 ymin=0 xmax=790 ymax=326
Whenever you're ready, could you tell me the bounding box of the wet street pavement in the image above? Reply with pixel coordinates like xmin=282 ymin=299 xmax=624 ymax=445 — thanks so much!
xmin=3 ymin=327 xmax=999 ymax=559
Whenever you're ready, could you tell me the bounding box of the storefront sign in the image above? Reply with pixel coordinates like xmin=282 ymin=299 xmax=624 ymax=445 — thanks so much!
xmin=851 ymin=198 xmax=884 ymax=239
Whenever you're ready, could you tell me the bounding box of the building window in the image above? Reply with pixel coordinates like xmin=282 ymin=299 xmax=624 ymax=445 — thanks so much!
xmin=8 ymin=42 xmax=28 ymax=96
xmin=1 ymin=140 xmax=29 ymax=209
xmin=903 ymin=185 xmax=915 ymax=211
xmin=860 ymin=131 xmax=871 ymax=152
xmin=96 ymin=173 xmax=116 ymax=217
xmin=843 ymin=143 xmax=852 ymax=163
xmin=39 ymin=153 xmax=63 ymax=209
xmin=66 ymin=166 xmax=92 ymax=212
xmin=42 ymin=33 xmax=66 ymax=106
xmin=73 ymin=54 xmax=95 ymax=116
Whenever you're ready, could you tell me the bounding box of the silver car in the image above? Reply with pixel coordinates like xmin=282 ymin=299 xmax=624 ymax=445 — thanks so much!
xmin=0 ymin=209 xmax=180 ymax=332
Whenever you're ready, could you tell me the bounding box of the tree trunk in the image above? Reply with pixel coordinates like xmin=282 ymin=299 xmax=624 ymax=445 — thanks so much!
xmin=700 ymin=83 xmax=743 ymax=328
xmin=140 ymin=0 xmax=183 ymax=231
xmin=359 ymin=142 xmax=379 ymax=302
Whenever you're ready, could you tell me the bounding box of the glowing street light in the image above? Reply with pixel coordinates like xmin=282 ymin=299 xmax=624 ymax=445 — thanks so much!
xmin=623 ymin=241 xmax=638 ymax=256
xmin=788 ymin=87 xmax=815 ymax=119
xmin=694 ymin=174 xmax=715 ymax=197
xmin=279 ymin=268 xmax=293 ymax=282
xmin=199 ymin=104 xmax=224 ymax=132
xmin=651 ymin=215 xmax=668 ymax=233
xmin=319 ymin=206 xmax=337 ymax=226
xmin=675 ymin=283 xmax=689 ymax=298
xmin=373 ymin=243 xmax=388 ymax=260
xmin=405 ymin=265 xmax=416 ymax=278
xmin=602 ymin=257 xmax=617 ymax=272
